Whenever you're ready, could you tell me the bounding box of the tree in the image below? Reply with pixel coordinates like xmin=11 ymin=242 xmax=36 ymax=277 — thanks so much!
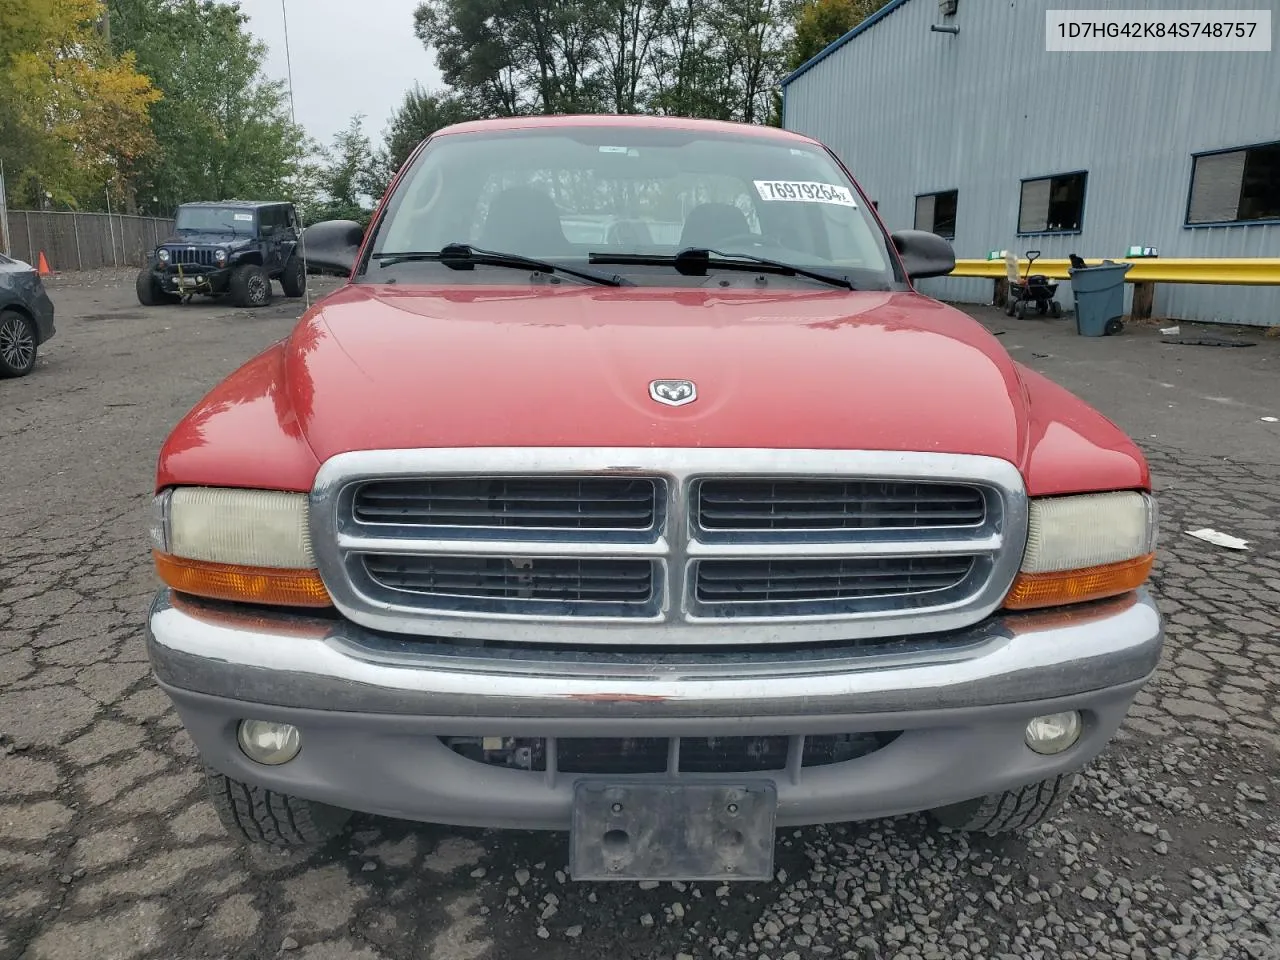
xmin=789 ymin=0 xmax=890 ymax=70
xmin=415 ymin=0 xmax=613 ymax=116
xmin=598 ymin=0 xmax=669 ymax=113
xmin=711 ymin=0 xmax=799 ymax=124
xmin=301 ymin=115 xmax=380 ymax=225
xmin=648 ymin=0 xmax=725 ymax=118
xmin=414 ymin=0 xmax=529 ymax=116
xmin=363 ymin=86 xmax=478 ymax=199
xmin=0 ymin=0 xmax=159 ymax=209
xmin=103 ymin=0 xmax=308 ymax=215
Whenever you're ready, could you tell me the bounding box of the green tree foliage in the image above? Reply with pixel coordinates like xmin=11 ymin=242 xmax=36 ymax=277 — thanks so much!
xmin=413 ymin=0 xmax=797 ymax=123
xmin=299 ymin=115 xmax=382 ymax=225
xmin=789 ymin=0 xmax=892 ymax=70
xmin=103 ymin=0 xmax=307 ymax=215
xmin=369 ymin=85 xmax=479 ymax=196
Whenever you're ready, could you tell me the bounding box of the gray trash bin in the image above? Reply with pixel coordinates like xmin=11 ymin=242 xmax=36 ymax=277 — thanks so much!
xmin=1068 ymin=261 xmax=1133 ymax=337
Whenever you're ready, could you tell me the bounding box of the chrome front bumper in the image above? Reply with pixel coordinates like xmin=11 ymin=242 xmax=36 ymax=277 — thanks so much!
xmin=148 ymin=589 xmax=1161 ymax=722
xmin=147 ymin=589 xmax=1162 ymax=829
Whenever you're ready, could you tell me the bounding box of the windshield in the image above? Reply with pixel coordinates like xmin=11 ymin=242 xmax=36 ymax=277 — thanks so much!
xmin=175 ymin=207 xmax=256 ymax=234
xmin=365 ymin=125 xmax=896 ymax=288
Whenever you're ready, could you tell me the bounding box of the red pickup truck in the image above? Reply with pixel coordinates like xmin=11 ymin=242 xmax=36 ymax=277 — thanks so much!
xmin=145 ymin=115 xmax=1161 ymax=882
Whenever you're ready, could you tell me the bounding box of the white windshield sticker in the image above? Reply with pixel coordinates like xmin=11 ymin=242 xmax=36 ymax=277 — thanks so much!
xmin=233 ymin=213 xmax=254 ymax=221
xmin=754 ymin=180 xmax=857 ymax=207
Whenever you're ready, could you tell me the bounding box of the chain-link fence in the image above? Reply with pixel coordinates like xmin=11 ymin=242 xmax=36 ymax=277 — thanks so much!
xmin=0 ymin=210 xmax=174 ymax=271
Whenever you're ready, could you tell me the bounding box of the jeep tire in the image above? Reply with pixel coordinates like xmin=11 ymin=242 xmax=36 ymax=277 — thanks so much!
xmin=136 ymin=269 xmax=162 ymax=306
xmin=928 ymin=773 xmax=1076 ymax=835
xmin=280 ymin=256 xmax=307 ymax=298
xmin=204 ymin=766 xmax=351 ymax=846
xmin=231 ymin=264 xmax=272 ymax=308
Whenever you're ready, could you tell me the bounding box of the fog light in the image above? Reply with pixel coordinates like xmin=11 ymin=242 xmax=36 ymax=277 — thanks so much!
xmin=237 ymin=719 xmax=301 ymax=765
xmin=1024 ymin=711 xmax=1082 ymax=755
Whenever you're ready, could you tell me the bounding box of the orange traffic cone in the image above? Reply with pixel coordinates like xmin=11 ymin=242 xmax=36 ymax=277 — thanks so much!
xmin=37 ymin=251 xmax=52 ymax=276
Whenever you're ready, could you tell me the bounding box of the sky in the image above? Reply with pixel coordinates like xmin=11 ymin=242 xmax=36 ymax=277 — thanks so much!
xmin=236 ymin=0 xmax=444 ymax=147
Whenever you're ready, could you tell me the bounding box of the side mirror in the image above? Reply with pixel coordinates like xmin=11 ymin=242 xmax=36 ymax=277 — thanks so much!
xmin=299 ymin=220 xmax=364 ymax=276
xmin=890 ymin=229 xmax=956 ymax=281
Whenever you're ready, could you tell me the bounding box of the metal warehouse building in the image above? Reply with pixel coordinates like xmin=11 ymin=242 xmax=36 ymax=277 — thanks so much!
xmin=781 ymin=0 xmax=1280 ymax=326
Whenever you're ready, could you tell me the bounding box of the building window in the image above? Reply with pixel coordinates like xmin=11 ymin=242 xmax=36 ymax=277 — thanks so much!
xmin=1186 ymin=141 xmax=1280 ymax=225
xmin=914 ymin=190 xmax=957 ymax=238
xmin=1017 ymin=171 xmax=1087 ymax=234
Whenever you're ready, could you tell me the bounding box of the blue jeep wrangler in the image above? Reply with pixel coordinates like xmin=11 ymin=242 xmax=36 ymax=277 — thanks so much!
xmin=137 ymin=200 xmax=308 ymax=308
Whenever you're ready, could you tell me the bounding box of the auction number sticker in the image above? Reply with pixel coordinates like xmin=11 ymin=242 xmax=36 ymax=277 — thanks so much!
xmin=754 ymin=180 xmax=857 ymax=206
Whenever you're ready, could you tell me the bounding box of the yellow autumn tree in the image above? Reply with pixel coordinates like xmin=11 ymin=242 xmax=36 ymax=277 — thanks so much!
xmin=0 ymin=0 xmax=160 ymax=208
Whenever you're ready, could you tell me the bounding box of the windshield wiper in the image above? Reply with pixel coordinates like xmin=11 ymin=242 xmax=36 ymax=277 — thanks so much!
xmin=370 ymin=243 xmax=632 ymax=287
xmin=588 ymin=248 xmax=856 ymax=290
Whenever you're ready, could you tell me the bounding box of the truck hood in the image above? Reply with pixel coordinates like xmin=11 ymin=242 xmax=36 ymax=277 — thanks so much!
xmin=285 ymin=283 xmax=1031 ymax=464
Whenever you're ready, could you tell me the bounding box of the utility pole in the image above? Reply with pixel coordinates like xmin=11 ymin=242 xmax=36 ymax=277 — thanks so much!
xmin=281 ymin=0 xmax=297 ymax=126
xmin=0 ymin=158 xmax=10 ymax=257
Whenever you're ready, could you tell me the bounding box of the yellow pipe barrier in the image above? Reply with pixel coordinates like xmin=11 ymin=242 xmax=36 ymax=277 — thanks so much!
xmin=950 ymin=258 xmax=1280 ymax=285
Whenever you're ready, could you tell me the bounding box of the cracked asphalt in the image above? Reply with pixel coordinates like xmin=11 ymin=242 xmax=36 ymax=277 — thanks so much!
xmin=2 ymin=270 xmax=1278 ymax=960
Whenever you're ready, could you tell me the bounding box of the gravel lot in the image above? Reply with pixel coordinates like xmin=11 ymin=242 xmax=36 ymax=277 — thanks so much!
xmin=1 ymin=270 xmax=1278 ymax=960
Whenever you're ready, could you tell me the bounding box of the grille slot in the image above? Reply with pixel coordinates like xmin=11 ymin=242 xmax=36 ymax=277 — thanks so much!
xmin=558 ymin=738 xmax=668 ymax=774
xmin=354 ymin=477 xmax=658 ymax=530
xmin=362 ymin=554 xmax=654 ymax=604
xmin=697 ymin=479 xmax=985 ymax=531
xmin=696 ymin=556 xmax=976 ymax=605
xmin=679 ymin=736 xmax=789 ymax=772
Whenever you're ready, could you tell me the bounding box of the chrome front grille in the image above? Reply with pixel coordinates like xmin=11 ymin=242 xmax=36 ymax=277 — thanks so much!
xmin=310 ymin=448 xmax=1028 ymax=647
xmin=696 ymin=478 xmax=986 ymax=531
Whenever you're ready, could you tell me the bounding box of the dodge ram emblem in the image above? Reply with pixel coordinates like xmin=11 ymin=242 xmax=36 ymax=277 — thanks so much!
xmin=649 ymin=379 xmax=697 ymax=407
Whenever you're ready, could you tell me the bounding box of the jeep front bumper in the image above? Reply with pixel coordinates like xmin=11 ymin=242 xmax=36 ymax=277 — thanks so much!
xmin=146 ymin=588 xmax=1162 ymax=831
xmin=154 ymin=264 xmax=231 ymax=294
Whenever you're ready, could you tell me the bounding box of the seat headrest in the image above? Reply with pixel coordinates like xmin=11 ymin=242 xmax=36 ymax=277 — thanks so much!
xmin=479 ymin=186 xmax=569 ymax=256
xmin=680 ymin=203 xmax=751 ymax=249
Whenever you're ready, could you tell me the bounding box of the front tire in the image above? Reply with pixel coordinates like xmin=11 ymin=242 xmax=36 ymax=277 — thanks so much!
xmin=204 ymin=766 xmax=351 ymax=846
xmin=136 ymin=270 xmax=180 ymax=306
xmin=136 ymin=269 xmax=159 ymax=306
xmin=0 ymin=309 xmax=38 ymax=377
xmin=230 ymin=264 xmax=272 ymax=308
xmin=280 ymin=256 xmax=307 ymax=298
xmin=929 ymin=773 xmax=1076 ymax=835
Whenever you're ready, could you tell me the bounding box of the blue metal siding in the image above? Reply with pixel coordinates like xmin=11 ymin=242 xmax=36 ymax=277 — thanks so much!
xmin=784 ymin=0 xmax=1280 ymax=326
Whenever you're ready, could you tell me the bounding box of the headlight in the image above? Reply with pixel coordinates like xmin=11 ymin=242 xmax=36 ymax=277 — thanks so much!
xmin=1004 ymin=491 xmax=1157 ymax=610
xmin=157 ymin=248 xmax=170 ymax=263
xmin=214 ymin=249 xmax=227 ymax=264
xmin=150 ymin=487 xmax=330 ymax=607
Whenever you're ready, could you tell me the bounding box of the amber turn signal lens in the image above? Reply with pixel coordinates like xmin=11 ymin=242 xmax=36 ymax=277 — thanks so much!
xmin=1003 ymin=554 xmax=1154 ymax=611
xmin=153 ymin=551 xmax=332 ymax=607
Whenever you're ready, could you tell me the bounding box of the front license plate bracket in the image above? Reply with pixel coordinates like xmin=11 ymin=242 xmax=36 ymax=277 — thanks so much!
xmin=569 ymin=780 xmax=777 ymax=881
